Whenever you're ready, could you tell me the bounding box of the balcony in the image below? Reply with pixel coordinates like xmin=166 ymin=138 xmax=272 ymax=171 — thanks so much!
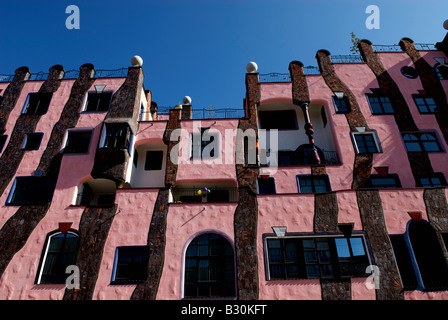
xmin=170 ymin=184 xmax=238 ymax=204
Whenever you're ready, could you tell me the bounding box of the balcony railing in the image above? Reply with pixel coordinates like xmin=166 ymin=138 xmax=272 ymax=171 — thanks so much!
xmin=259 ymin=66 xmax=321 ymax=83
xmin=331 ymin=55 xmax=364 ymax=64
xmin=372 ymin=43 xmax=436 ymax=52
xmin=0 ymin=67 xmax=128 ymax=83
xmin=141 ymin=108 xmax=245 ymax=120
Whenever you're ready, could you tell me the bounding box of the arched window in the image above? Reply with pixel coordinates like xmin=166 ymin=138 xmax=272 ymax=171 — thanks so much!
xmin=36 ymin=231 xmax=80 ymax=284
xmin=184 ymin=233 xmax=235 ymax=298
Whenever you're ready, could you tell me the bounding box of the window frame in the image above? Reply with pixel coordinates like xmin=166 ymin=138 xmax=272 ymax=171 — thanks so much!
xmin=369 ymin=174 xmax=402 ymax=189
xmin=402 ymin=132 xmax=443 ymax=153
xmin=263 ymin=233 xmax=372 ymax=281
xmin=35 ymin=230 xmax=80 ymax=285
xmin=99 ymin=122 xmax=133 ymax=153
xmin=401 ymin=66 xmax=419 ymax=79
xmin=111 ymin=246 xmax=150 ymax=285
xmin=0 ymin=134 xmax=7 ymax=153
xmin=22 ymin=132 xmax=44 ymax=151
xmin=332 ymin=96 xmax=350 ymax=113
xmin=351 ymin=131 xmax=382 ymax=154
xmin=83 ymin=91 xmax=113 ymax=112
xmin=296 ymin=174 xmax=332 ymax=194
xmin=412 ymin=94 xmax=438 ymax=114
xmin=190 ymin=128 xmax=219 ymax=160
xmin=6 ymin=176 xmax=56 ymax=206
xmin=416 ymin=173 xmax=447 ymax=188
xmin=21 ymin=92 xmax=53 ymax=115
xmin=144 ymin=150 xmax=164 ymax=171
xmin=257 ymin=177 xmax=276 ymax=195
xmin=63 ymin=129 xmax=93 ymax=154
xmin=366 ymin=93 xmax=395 ymax=115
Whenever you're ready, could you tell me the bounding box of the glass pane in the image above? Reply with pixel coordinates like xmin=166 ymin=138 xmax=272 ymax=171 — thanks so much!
xmin=306 ymin=265 xmax=320 ymax=278
xmin=318 ymin=250 xmax=331 ymax=263
xmin=304 ymin=251 xmax=318 ymax=263
xmin=268 ymin=248 xmax=282 ymax=263
xmin=422 ymin=141 xmax=440 ymax=152
xmin=335 ymin=238 xmax=351 ymax=258
xmin=198 ymin=245 xmax=209 ymax=256
xmin=350 ymin=238 xmax=366 ymax=256
xmin=199 ymin=260 xmax=209 ymax=281
xmin=270 ymin=265 xmax=285 ymax=279
xmin=302 ymin=239 xmax=315 ymax=250
xmin=286 ymin=265 xmax=299 ymax=278
xmin=320 ymin=264 xmax=334 ymax=278
xmin=285 ymin=241 xmax=298 ymax=262
xmin=405 ymin=141 xmax=422 ymax=152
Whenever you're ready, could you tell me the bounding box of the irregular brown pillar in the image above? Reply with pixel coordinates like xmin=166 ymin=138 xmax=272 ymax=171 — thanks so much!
xmin=0 ymin=65 xmax=64 ymax=198
xmin=0 ymin=66 xmax=31 ymax=131
xmin=0 ymin=64 xmax=95 ymax=281
xmin=400 ymin=37 xmax=448 ymax=145
xmin=131 ymin=108 xmax=182 ymax=300
xmin=233 ymin=71 xmax=259 ymax=300
xmin=358 ymin=40 xmax=434 ymax=182
xmin=64 ymin=66 xmax=144 ymax=300
xmin=316 ymin=49 xmax=404 ymax=299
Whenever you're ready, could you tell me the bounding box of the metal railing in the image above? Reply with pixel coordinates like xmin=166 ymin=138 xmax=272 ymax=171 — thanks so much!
xmin=259 ymin=66 xmax=321 ymax=83
xmin=372 ymin=43 xmax=437 ymax=52
xmin=0 ymin=67 xmax=128 ymax=83
xmin=331 ymin=55 xmax=364 ymax=63
xmin=142 ymin=108 xmax=245 ymax=120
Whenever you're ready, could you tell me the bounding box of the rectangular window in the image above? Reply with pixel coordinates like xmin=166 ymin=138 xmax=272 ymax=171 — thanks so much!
xmin=258 ymin=177 xmax=276 ymax=195
xmin=417 ymin=173 xmax=447 ymax=188
xmin=144 ymin=150 xmax=164 ymax=171
xmin=333 ymin=96 xmax=350 ymax=113
xmin=367 ymin=94 xmax=394 ymax=114
xmin=22 ymin=92 xmax=53 ymax=115
xmin=100 ymin=123 xmax=131 ymax=150
xmin=259 ymin=110 xmax=298 ymax=130
xmin=111 ymin=246 xmax=149 ymax=284
xmin=22 ymin=132 xmax=43 ymax=151
xmin=7 ymin=176 xmax=56 ymax=205
xmin=191 ymin=128 xmax=218 ymax=160
xmin=413 ymin=95 xmax=438 ymax=114
xmin=266 ymin=235 xmax=370 ymax=280
xmin=84 ymin=92 xmax=112 ymax=112
xmin=64 ymin=130 xmax=92 ymax=154
xmin=297 ymin=175 xmax=331 ymax=193
xmin=402 ymin=132 xmax=442 ymax=152
xmin=0 ymin=134 xmax=7 ymax=152
xmin=369 ymin=174 xmax=402 ymax=189
xmin=352 ymin=132 xmax=381 ymax=154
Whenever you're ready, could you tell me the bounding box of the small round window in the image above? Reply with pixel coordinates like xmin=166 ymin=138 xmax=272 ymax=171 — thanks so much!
xmin=401 ymin=66 xmax=418 ymax=79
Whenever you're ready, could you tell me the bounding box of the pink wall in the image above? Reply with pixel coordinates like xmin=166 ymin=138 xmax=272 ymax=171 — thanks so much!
xmin=157 ymin=202 xmax=238 ymax=300
xmin=0 ymin=77 xmax=126 ymax=299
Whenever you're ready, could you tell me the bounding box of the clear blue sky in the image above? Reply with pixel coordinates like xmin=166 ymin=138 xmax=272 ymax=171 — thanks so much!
xmin=0 ymin=0 xmax=447 ymax=110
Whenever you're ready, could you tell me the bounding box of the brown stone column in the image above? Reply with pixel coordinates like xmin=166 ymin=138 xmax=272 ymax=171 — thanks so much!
xmin=131 ymin=108 xmax=181 ymax=300
xmin=0 ymin=65 xmax=65 ymax=198
xmin=400 ymin=37 xmax=448 ymax=145
xmin=233 ymin=71 xmax=260 ymax=300
xmin=64 ymin=66 xmax=144 ymax=300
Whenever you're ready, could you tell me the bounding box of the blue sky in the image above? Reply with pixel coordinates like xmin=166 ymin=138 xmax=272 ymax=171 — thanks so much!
xmin=0 ymin=0 xmax=447 ymax=110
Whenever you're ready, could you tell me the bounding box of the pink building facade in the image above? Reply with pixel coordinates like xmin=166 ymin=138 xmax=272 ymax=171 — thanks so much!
xmin=1 ymin=34 xmax=448 ymax=301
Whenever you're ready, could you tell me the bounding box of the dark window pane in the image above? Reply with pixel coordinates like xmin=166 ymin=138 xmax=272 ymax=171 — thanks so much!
xmin=9 ymin=177 xmax=55 ymax=205
xmin=144 ymin=150 xmax=164 ymax=170
xmin=65 ymin=131 xmax=92 ymax=154
xmin=24 ymin=93 xmax=52 ymax=115
xmin=259 ymin=110 xmax=298 ymax=130
xmin=258 ymin=177 xmax=276 ymax=194
xmin=23 ymin=133 xmax=43 ymax=150
xmin=85 ymin=92 xmax=112 ymax=112
xmin=113 ymin=246 xmax=149 ymax=283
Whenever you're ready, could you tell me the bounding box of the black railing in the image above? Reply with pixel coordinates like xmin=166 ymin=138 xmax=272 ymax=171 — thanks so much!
xmin=141 ymin=108 xmax=245 ymax=120
xmin=259 ymin=66 xmax=321 ymax=83
xmin=0 ymin=67 xmax=128 ymax=83
xmin=331 ymin=55 xmax=364 ymax=63
xmin=372 ymin=43 xmax=436 ymax=52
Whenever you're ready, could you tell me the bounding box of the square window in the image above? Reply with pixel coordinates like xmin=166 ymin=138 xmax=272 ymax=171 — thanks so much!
xmin=7 ymin=176 xmax=55 ymax=205
xmin=333 ymin=96 xmax=350 ymax=113
xmin=112 ymin=246 xmax=149 ymax=284
xmin=258 ymin=177 xmax=276 ymax=194
xmin=64 ymin=130 xmax=92 ymax=154
xmin=84 ymin=92 xmax=112 ymax=112
xmin=353 ymin=132 xmax=381 ymax=154
xmin=259 ymin=110 xmax=298 ymax=130
xmin=23 ymin=92 xmax=52 ymax=115
xmin=100 ymin=123 xmax=131 ymax=150
xmin=22 ymin=132 xmax=43 ymax=151
xmin=367 ymin=94 xmax=394 ymax=114
xmin=297 ymin=175 xmax=331 ymax=193
xmin=413 ymin=95 xmax=438 ymax=114
xmin=144 ymin=150 xmax=164 ymax=170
